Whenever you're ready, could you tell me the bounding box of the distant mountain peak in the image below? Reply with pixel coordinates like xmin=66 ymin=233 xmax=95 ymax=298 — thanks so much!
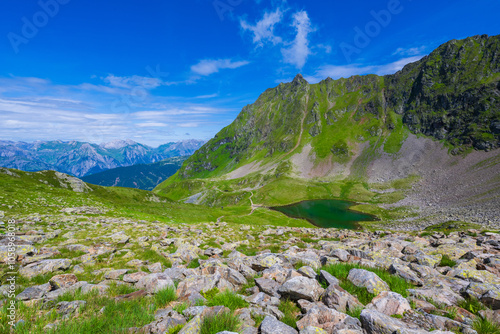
xmin=0 ymin=139 xmax=205 ymax=177
xmin=100 ymin=139 xmax=138 ymax=149
xmin=292 ymin=73 xmax=308 ymax=86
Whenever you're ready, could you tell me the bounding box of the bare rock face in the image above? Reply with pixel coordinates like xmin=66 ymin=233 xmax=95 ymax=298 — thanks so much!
xmin=55 ymin=172 xmax=92 ymax=193
xmin=278 ymin=276 xmax=325 ymax=302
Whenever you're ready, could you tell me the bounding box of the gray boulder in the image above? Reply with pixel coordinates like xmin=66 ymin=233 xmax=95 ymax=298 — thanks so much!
xmin=360 ymin=309 xmax=423 ymax=334
xmin=347 ymin=269 xmax=389 ymax=295
xmin=255 ymin=277 xmax=281 ymax=297
xmin=319 ymin=270 xmax=340 ymax=287
xmin=322 ymin=284 xmax=363 ymax=312
xmin=19 ymin=259 xmax=71 ymax=278
xmin=56 ymin=300 xmax=86 ymax=316
xmin=136 ymin=273 xmax=175 ymax=294
xmin=260 ymin=316 xmax=298 ymax=334
xmin=366 ymin=291 xmax=411 ymax=316
xmin=278 ymin=276 xmax=324 ymax=301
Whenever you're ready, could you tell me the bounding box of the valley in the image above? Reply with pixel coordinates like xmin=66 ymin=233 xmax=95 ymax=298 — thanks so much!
xmin=0 ymin=34 xmax=499 ymax=334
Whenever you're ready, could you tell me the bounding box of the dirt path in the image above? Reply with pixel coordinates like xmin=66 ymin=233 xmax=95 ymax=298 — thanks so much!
xmin=247 ymin=191 xmax=264 ymax=216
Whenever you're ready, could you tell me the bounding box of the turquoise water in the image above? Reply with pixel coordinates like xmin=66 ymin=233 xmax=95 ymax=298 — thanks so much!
xmin=270 ymin=199 xmax=378 ymax=229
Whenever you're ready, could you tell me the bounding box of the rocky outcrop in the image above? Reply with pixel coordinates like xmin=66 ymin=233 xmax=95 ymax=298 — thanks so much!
xmin=4 ymin=218 xmax=500 ymax=333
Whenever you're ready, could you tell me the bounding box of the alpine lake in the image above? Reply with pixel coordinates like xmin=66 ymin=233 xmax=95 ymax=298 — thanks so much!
xmin=270 ymin=199 xmax=378 ymax=229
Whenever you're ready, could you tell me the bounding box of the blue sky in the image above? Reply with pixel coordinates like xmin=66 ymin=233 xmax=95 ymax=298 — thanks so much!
xmin=0 ymin=0 xmax=499 ymax=146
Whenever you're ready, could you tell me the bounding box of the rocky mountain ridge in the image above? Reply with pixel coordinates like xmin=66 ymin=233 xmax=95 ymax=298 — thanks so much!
xmin=172 ymin=35 xmax=500 ymax=181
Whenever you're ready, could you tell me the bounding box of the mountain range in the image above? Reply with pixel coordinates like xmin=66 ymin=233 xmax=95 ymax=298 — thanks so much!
xmin=155 ymin=34 xmax=500 ymax=225
xmin=0 ymin=139 xmax=204 ymax=177
xmin=81 ymin=156 xmax=188 ymax=191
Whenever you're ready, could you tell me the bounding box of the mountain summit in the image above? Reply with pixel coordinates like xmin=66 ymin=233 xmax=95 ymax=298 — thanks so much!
xmin=155 ymin=35 xmax=500 ymax=224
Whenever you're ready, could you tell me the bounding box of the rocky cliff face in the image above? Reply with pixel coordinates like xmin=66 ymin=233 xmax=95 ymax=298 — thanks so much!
xmin=171 ymin=35 xmax=499 ymax=181
xmin=0 ymin=139 xmax=205 ymax=177
xmin=386 ymin=34 xmax=500 ymax=151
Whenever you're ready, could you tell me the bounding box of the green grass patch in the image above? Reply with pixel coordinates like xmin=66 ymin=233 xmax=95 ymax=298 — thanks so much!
xmin=278 ymin=299 xmax=300 ymax=329
xmin=141 ymin=249 xmax=172 ymax=269
xmin=439 ymin=254 xmax=457 ymax=267
xmin=204 ymin=289 xmax=249 ymax=311
xmin=187 ymin=258 xmax=200 ymax=268
xmin=107 ymin=282 xmax=138 ymax=297
xmin=48 ymin=298 xmax=156 ymax=334
xmin=458 ymin=297 xmax=487 ymax=315
xmin=200 ymin=310 xmax=241 ymax=334
xmin=154 ymin=286 xmax=177 ymax=307
xmin=321 ymin=263 xmax=412 ymax=304
xmin=346 ymin=306 xmax=363 ymax=319
xmin=173 ymin=302 xmax=190 ymax=314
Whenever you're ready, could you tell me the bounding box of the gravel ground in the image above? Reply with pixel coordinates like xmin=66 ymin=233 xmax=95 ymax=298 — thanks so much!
xmin=367 ymin=134 xmax=500 ymax=230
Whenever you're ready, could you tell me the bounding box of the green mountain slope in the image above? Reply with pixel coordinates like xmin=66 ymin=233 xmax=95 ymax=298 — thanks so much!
xmin=82 ymin=156 xmax=187 ymax=190
xmin=154 ymin=35 xmax=500 ymax=226
xmin=163 ymin=35 xmax=499 ymax=183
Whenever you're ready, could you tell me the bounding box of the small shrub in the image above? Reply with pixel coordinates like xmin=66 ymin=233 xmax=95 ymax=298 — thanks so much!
xmin=346 ymin=306 xmax=363 ymax=319
xmin=49 ymin=298 xmax=155 ymax=334
xmin=294 ymin=260 xmax=306 ymax=270
xmin=30 ymin=273 xmax=53 ymax=285
xmin=173 ymin=302 xmax=190 ymax=314
xmin=238 ymin=276 xmax=258 ymax=296
xmin=252 ymin=313 xmax=266 ymax=327
xmin=439 ymin=255 xmax=457 ymax=267
xmin=445 ymin=307 xmax=458 ymax=320
xmin=458 ymin=297 xmax=486 ymax=315
xmin=200 ymin=311 xmax=241 ymax=334
xmin=56 ymin=287 xmax=98 ymax=303
xmin=167 ymin=324 xmax=184 ymax=334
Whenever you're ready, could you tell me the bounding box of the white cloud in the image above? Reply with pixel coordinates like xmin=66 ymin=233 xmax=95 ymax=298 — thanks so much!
xmin=195 ymin=93 xmax=219 ymax=99
xmin=178 ymin=122 xmax=199 ymax=128
xmin=393 ymin=46 xmax=426 ymax=56
xmin=191 ymin=59 xmax=250 ymax=76
xmin=304 ymin=56 xmax=423 ymax=83
xmin=102 ymin=74 xmax=163 ymax=89
xmin=281 ymin=11 xmax=314 ymax=69
xmin=136 ymin=122 xmax=168 ymax=127
xmin=240 ymin=8 xmax=283 ymax=47
xmin=316 ymin=44 xmax=332 ymax=54
xmin=0 ymin=76 xmax=234 ymax=146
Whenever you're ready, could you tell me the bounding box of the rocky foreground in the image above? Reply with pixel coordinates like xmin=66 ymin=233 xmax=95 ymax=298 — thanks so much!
xmin=1 ymin=215 xmax=500 ymax=334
